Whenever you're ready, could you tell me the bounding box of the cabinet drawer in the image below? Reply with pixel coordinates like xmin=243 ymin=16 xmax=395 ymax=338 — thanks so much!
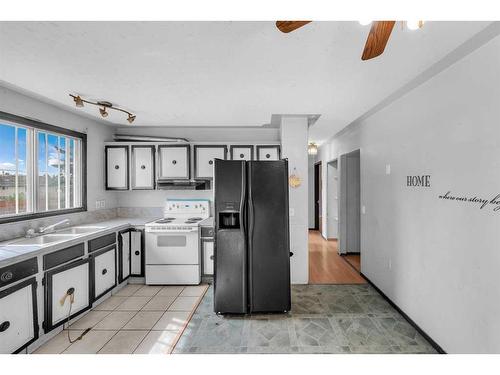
xmin=91 ymin=245 xmax=117 ymax=301
xmin=44 ymin=258 xmax=91 ymax=333
xmin=202 ymin=240 xmax=214 ymax=276
xmin=201 ymin=226 xmax=214 ymax=238
xmin=158 ymin=145 xmax=190 ymax=179
xmin=256 ymin=145 xmax=281 ymax=161
xmin=88 ymin=232 xmax=116 ymax=253
xmin=132 ymin=146 xmax=155 ymax=190
xmin=194 ymin=145 xmax=227 ymax=179
xmin=43 ymin=243 xmax=84 ymax=270
xmin=0 ymin=277 xmax=38 ymax=353
xmin=106 ymin=146 xmax=129 ymax=190
xmin=0 ymin=257 xmax=38 ymax=289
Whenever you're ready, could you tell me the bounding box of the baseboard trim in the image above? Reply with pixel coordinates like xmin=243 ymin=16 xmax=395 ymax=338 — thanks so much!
xmin=360 ymin=273 xmax=446 ymax=354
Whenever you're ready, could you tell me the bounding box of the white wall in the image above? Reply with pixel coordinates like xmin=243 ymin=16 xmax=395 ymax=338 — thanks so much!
xmin=316 ymin=35 xmax=500 ymax=353
xmin=281 ymin=116 xmax=309 ymax=284
xmin=0 ymin=85 xmax=117 ymax=213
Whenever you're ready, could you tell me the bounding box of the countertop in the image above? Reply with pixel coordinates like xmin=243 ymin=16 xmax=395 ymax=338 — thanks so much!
xmin=199 ymin=217 xmax=214 ymax=227
xmin=0 ymin=217 xmax=158 ymax=267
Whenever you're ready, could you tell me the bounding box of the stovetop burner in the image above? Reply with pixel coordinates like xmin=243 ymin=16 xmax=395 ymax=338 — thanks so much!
xmin=187 ymin=217 xmax=203 ymax=221
xmin=156 ymin=218 xmax=176 ymax=224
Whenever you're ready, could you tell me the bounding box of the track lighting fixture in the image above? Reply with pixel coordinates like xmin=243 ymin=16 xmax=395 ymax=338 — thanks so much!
xmin=69 ymin=94 xmax=136 ymax=124
xmin=406 ymin=21 xmax=425 ymax=30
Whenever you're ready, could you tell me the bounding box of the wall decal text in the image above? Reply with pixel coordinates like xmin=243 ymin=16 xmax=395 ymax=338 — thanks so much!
xmin=438 ymin=191 xmax=500 ymax=212
xmin=407 ymin=175 xmax=431 ymax=187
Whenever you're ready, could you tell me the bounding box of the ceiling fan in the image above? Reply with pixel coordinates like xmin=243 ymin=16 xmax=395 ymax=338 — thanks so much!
xmin=276 ymin=21 xmax=422 ymax=60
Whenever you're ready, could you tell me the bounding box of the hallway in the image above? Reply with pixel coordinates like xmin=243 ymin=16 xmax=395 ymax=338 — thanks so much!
xmin=308 ymin=231 xmax=365 ymax=284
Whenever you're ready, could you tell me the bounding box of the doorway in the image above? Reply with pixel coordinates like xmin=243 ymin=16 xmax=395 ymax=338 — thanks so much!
xmin=313 ymin=162 xmax=322 ymax=231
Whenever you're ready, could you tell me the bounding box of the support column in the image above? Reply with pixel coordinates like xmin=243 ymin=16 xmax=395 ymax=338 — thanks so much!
xmin=280 ymin=116 xmax=309 ymax=284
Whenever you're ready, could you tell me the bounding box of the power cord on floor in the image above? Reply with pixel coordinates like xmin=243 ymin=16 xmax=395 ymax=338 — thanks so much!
xmin=60 ymin=287 xmax=91 ymax=343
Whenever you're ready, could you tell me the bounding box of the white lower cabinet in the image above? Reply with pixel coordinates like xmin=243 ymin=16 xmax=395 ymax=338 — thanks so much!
xmin=44 ymin=258 xmax=91 ymax=333
xmin=0 ymin=278 xmax=38 ymax=353
xmin=92 ymin=246 xmax=117 ymax=300
xmin=130 ymin=229 xmax=143 ymax=276
xmin=202 ymin=240 xmax=214 ymax=275
xmin=118 ymin=230 xmax=131 ymax=282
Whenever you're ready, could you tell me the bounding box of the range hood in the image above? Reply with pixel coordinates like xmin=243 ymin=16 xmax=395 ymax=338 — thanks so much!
xmin=156 ymin=179 xmax=210 ymax=190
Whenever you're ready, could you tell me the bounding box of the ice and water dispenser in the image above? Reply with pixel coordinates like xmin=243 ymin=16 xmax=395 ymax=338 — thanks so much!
xmin=218 ymin=201 xmax=241 ymax=229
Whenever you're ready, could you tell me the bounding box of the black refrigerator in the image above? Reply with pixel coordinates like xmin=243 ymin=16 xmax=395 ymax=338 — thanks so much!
xmin=213 ymin=159 xmax=291 ymax=314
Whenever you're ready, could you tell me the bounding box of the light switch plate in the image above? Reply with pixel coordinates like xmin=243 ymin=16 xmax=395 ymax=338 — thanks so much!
xmin=361 ymin=206 xmax=366 ymax=214
xmin=385 ymin=164 xmax=391 ymax=175
xmin=289 ymin=208 xmax=295 ymax=216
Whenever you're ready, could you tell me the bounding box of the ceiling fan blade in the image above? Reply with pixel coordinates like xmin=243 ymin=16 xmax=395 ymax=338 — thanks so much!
xmin=276 ymin=21 xmax=312 ymax=33
xmin=361 ymin=21 xmax=396 ymax=60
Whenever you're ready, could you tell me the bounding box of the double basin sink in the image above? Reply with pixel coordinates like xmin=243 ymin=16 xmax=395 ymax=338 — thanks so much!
xmin=7 ymin=226 xmax=107 ymax=247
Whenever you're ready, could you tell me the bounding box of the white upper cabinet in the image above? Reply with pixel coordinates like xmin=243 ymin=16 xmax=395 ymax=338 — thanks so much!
xmin=256 ymin=145 xmax=281 ymax=161
xmin=230 ymin=145 xmax=253 ymax=161
xmin=132 ymin=146 xmax=155 ymax=190
xmin=158 ymin=145 xmax=190 ymax=180
xmin=106 ymin=146 xmax=129 ymax=190
xmin=194 ymin=145 xmax=227 ymax=179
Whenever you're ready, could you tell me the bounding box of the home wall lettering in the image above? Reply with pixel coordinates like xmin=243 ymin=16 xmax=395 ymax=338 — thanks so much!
xmin=407 ymin=175 xmax=431 ymax=187
xmin=438 ymin=191 xmax=500 ymax=212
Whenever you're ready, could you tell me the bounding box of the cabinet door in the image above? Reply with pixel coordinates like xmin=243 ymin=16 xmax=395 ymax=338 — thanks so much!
xmin=194 ymin=146 xmax=227 ymax=179
xmin=44 ymin=258 xmax=91 ymax=333
xmin=0 ymin=278 xmax=38 ymax=353
xmin=132 ymin=146 xmax=155 ymax=190
xmin=106 ymin=146 xmax=129 ymax=190
xmin=230 ymin=145 xmax=253 ymax=161
xmin=130 ymin=230 xmax=143 ymax=276
xmin=202 ymin=240 xmax=214 ymax=276
xmin=256 ymin=145 xmax=281 ymax=161
xmin=158 ymin=145 xmax=190 ymax=179
xmin=118 ymin=230 xmax=131 ymax=282
xmin=92 ymin=246 xmax=117 ymax=301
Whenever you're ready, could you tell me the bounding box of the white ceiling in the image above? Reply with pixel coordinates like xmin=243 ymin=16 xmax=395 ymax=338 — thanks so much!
xmin=0 ymin=21 xmax=491 ymax=142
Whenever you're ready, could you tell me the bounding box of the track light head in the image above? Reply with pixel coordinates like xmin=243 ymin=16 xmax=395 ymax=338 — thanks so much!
xmin=73 ymin=95 xmax=84 ymax=108
xmin=127 ymin=114 xmax=136 ymax=124
xmin=99 ymin=107 xmax=108 ymax=118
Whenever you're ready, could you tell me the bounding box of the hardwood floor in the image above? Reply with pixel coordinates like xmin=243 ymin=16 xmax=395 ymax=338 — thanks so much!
xmin=308 ymin=231 xmax=366 ymax=284
xmin=343 ymin=254 xmax=361 ymax=272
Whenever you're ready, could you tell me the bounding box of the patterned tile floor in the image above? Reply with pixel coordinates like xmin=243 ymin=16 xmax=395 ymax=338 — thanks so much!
xmin=172 ymin=284 xmax=437 ymax=354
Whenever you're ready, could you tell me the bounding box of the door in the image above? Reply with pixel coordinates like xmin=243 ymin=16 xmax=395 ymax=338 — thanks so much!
xmin=248 ymin=160 xmax=290 ymax=313
xmin=132 ymin=146 xmax=155 ymax=190
xmin=194 ymin=145 xmax=227 ymax=179
xmin=314 ymin=162 xmax=322 ymax=231
xmin=202 ymin=239 xmax=214 ymax=275
xmin=0 ymin=278 xmax=38 ymax=353
xmin=130 ymin=229 xmax=144 ymax=276
xmin=44 ymin=258 xmax=91 ymax=332
xmin=230 ymin=145 xmax=253 ymax=161
xmin=256 ymin=145 xmax=280 ymax=161
xmin=118 ymin=230 xmax=131 ymax=282
xmin=92 ymin=246 xmax=117 ymax=301
xmin=158 ymin=145 xmax=190 ymax=179
xmin=339 ymin=150 xmax=361 ymax=254
xmin=106 ymin=146 xmax=129 ymax=190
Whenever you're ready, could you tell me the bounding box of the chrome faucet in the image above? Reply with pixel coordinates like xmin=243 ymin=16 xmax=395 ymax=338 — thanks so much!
xmin=39 ymin=219 xmax=70 ymax=234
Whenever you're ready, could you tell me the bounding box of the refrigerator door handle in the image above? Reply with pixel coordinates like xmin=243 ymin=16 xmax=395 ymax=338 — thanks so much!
xmin=239 ymin=161 xmax=246 ymax=236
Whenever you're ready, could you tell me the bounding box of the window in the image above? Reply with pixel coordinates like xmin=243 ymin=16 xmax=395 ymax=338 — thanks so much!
xmin=0 ymin=112 xmax=86 ymax=222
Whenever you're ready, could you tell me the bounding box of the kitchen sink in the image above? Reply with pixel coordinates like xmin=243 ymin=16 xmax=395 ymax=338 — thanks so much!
xmin=56 ymin=226 xmax=106 ymax=235
xmin=13 ymin=234 xmax=77 ymax=246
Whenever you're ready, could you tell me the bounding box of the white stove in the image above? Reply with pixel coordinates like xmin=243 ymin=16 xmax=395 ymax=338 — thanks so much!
xmin=145 ymin=199 xmax=210 ymax=285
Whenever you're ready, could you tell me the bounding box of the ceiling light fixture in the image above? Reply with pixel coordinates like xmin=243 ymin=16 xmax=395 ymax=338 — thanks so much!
xmin=307 ymin=143 xmax=318 ymax=155
xmin=358 ymin=20 xmax=372 ymax=26
xmin=406 ymin=20 xmax=425 ymax=30
xmin=69 ymin=94 xmax=136 ymax=124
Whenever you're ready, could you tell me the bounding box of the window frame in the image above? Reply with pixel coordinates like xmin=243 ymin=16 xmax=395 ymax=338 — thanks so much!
xmin=0 ymin=111 xmax=87 ymax=224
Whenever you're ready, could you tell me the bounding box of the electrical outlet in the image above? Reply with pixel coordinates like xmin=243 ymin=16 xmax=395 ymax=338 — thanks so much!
xmin=385 ymin=164 xmax=391 ymax=175
xmin=95 ymin=200 xmax=100 ymax=209
xmin=100 ymin=200 xmax=106 ymax=209
xmin=289 ymin=208 xmax=295 ymax=217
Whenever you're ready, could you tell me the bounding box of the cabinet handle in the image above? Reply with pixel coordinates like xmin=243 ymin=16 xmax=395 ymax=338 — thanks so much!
xmin=266 ymin=154 xmax=270 ymax=159
xmin=172 ymin=160 xmax=177 ymax=165
xmin=209 ymin=255 xmax=214 ymax=260
xmin=0 ymin=271 xmax=13 ymax=283
xmin=135 ymin=251 xmax=140 ymax=256
xmin=0 ymin=321 xmax=10 ymax=332
xmin=141 ymin=165 xmax=146 ymax=170
xmin=240 ymin=153 xmax=244 ymax=158
xmin=114 ymin=165 xmax=120 ymax=170
xmin=208 ymin=160 xmax=213 ymax=165
xmin=289 ymin=252 xmax=294 ymax=257
xmin=102 ymin=269 xmax=108 ymax=275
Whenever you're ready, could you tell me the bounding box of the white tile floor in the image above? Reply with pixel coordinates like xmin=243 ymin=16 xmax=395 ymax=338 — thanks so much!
xmin=33 ymin=284 xmax=208 ymax=354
